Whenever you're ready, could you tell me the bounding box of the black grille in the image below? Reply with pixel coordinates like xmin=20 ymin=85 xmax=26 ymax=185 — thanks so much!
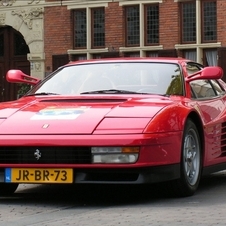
xmin=0 ymin=147 xmax=91 ymax=164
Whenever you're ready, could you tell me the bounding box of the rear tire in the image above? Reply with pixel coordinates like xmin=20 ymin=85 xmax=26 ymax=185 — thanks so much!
xmin=0 ymin=183 xmax=18 ymax=196
xmin=170 ymin=119 xmax=202 ymax=197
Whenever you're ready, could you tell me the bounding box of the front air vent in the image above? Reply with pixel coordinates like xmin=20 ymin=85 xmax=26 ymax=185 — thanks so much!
xmin=221 ymin=122 xmax=226 ymax=154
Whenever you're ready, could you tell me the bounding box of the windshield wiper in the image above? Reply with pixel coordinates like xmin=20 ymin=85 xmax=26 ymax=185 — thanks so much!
xmin=25 ymin=92 xmax=59 ymax=96
xmin=80 ymin=89 xmax=141 ymax=94
xmin=80 ymin=89 xmax=168 ymax=96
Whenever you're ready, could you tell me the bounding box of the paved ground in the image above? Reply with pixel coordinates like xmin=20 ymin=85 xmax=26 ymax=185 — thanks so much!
xmin=1 ymin=171 xmax=226 ymax=226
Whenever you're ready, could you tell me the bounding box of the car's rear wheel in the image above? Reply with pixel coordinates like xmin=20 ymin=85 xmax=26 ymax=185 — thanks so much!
xmin=169 ymin=119 xmax=202 ymax=197
xmin=0 ymin=183 xmax=19 ymax=196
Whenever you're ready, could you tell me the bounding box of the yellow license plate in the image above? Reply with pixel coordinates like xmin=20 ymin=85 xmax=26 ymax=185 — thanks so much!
xmin=6 ymin=168 xmax=73 ymax=183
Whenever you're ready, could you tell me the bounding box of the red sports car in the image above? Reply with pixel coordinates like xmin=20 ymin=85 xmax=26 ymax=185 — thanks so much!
xmin=1 ymin=57 xmax=225 ymax=197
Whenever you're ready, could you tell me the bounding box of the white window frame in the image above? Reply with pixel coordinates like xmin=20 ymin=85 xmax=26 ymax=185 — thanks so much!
xmin=119 ymin=0 xmax=163 ymax=57
xmin=175 ymin=0 xmax=221 ymax=64
xmin=67 ymin=3 xmax=108 ymax=59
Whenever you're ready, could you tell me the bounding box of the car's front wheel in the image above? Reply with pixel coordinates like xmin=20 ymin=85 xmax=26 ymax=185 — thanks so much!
xmin=0 ymin=183 xmax=19 ymax=196
xmin=170 ymin=119 xmax=202 ymax=197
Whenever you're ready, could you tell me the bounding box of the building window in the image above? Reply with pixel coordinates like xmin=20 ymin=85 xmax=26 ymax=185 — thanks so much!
xmin=71 ymin=54 xmax=87 ymax=61
xmin=180 ymin=0 xmax=216 ymax=43
xmin=125 ymin=4 xmax=159 ymax=47
xmin=124 ymin=52 xmax=140 ymax=57
xmin=74 ymin=9 xmax=87 ymax=48
xmin=181 ymin=1 xmax=196 ymax=43
xmin=202 ymin=0 xmax=217 ymax=42
xmin=145 ymin=4 xmax=159 ymax=45
xmin=177 ymin=0 xmax=218 ymax=64
xmin=73 ymin=7 xmax=105 ymax=49
xmin=183 ymin=49 xmax=196 ymax=61
xmin=125 ymin=5 xmax=140 ymax=46
xmin=203 ymin=48 xmax=217 ymax=66
xmin=91 ymin=8 xmax=105 ymax=48
xmin=92 ymin=53 xmax=102 ymax=59
xmin=146 ymin=51 xmax=158 ymax=57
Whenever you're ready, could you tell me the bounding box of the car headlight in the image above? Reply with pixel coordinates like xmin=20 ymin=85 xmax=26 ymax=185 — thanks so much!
xmin=91 ymin=147 xmax=139 ymax=163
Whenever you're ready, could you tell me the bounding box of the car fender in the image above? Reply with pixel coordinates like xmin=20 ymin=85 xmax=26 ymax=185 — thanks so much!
xmin=143 ymin=104 xmax=200 ymax=133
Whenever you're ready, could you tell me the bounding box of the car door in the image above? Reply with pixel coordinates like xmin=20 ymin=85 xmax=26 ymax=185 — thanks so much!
xmin=190 ymin=79 xmax=226 ymax=166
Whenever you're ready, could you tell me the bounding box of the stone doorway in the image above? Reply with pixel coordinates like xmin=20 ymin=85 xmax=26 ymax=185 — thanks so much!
xmin=0 ymin=26 xmax=30 ymax=101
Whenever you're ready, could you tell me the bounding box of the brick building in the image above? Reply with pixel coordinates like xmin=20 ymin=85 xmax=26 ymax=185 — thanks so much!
xmin=0 ymin=0 xmax=226 ymax=100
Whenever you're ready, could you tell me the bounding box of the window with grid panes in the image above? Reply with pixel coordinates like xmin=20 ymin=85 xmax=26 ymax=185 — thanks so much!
xmin=181 ymin=1 xmax=196 ymax=43
xmin=125 ymin=5 xmax=140 ymax=46
xmin=92 ymin=53 xmax=102 ymax=59
xmin=123 ymin=52 xmax=140 ymax=57
xmin=146 ymin=51 xmax=158 ymax=57
xmin=202 ymin=0 xmax=216 ymax=42
xmin=145 ymin=4 xmax=159 ymax=45
xmin=92 ymin=8 xmax=105 ymax=48
xmin=71 ymin=54 xmax=87 ymax=61
xmin=74 ymin=9 xmax=87 ymax=48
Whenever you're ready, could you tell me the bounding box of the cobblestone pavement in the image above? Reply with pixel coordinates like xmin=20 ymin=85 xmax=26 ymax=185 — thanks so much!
xmin=1 ymin=171 xmax=226 ymax=226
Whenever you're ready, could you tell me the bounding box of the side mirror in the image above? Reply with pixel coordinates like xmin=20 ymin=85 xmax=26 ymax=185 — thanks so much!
xmin=6 ymin=70 xmax=40 ymax=85
xmin=185 ymin=66 xmax=223 ymax=82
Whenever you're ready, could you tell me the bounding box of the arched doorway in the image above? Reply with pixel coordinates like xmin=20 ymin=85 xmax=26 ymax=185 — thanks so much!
xmin=0 ymin=26 xmax=30 ymax=101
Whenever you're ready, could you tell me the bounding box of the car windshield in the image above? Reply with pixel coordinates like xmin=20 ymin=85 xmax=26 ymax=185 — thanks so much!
xmin=28 ymin=62 xmax=183 ymax=96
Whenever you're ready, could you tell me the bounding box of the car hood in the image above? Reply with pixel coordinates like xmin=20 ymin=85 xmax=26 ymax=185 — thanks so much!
xmin=0 ymin=96 xmax=173 ymax=135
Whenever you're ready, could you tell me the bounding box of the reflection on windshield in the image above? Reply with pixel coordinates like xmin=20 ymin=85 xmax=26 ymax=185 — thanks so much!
xmin=29 ymin=62 xmax=183 ymax=96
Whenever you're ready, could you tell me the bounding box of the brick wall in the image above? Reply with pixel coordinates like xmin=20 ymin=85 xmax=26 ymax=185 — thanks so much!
xmin=44 ymin=6 xmax=72 ymax=72
xmin=105 ymin=2 xmax=124 ymax=52
xmin=217 ymin=0 xmax=226 ymax=45
xmin=43 ymin=0 xmax=225 ymax=72
xmin=159 ymin=0 xmax=179 ymax=49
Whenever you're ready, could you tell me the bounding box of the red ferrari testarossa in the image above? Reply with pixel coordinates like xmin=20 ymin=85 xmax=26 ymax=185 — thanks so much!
xmin=0 ymin=57 xmax=225 ymax=197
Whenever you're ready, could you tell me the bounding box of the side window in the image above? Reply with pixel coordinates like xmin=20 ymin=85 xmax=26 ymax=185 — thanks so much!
xmin=190 ymin=79 xmax=216 ymax=98
xmin=210 ymin=80 xmax=225 ymax=95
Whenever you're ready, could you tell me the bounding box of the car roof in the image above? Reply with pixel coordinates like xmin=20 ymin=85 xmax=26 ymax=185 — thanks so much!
xmin=66 ymin=57 xmax=191 ymax=66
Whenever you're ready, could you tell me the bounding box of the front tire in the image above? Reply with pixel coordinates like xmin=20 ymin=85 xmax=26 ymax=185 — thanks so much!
xmin=170 ymin=119 xmax=202 ymax=197
xmin=0 ymin=183 xmax=18 ymax=196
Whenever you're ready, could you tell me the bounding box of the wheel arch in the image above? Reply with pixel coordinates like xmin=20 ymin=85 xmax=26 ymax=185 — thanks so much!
xmin=166 ymin=111 xmax=205 ymax=197
xmin=186 ymin=111 xmax=204 ymax=163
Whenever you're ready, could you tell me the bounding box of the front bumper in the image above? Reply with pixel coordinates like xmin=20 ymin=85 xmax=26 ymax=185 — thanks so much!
xmin=0 ymin=132 xmax=182 ymax=184
xmin=0 ymin=164 xmax=180 ymax=184
xmin=73 ymin=164 xmax=180 ymax=184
